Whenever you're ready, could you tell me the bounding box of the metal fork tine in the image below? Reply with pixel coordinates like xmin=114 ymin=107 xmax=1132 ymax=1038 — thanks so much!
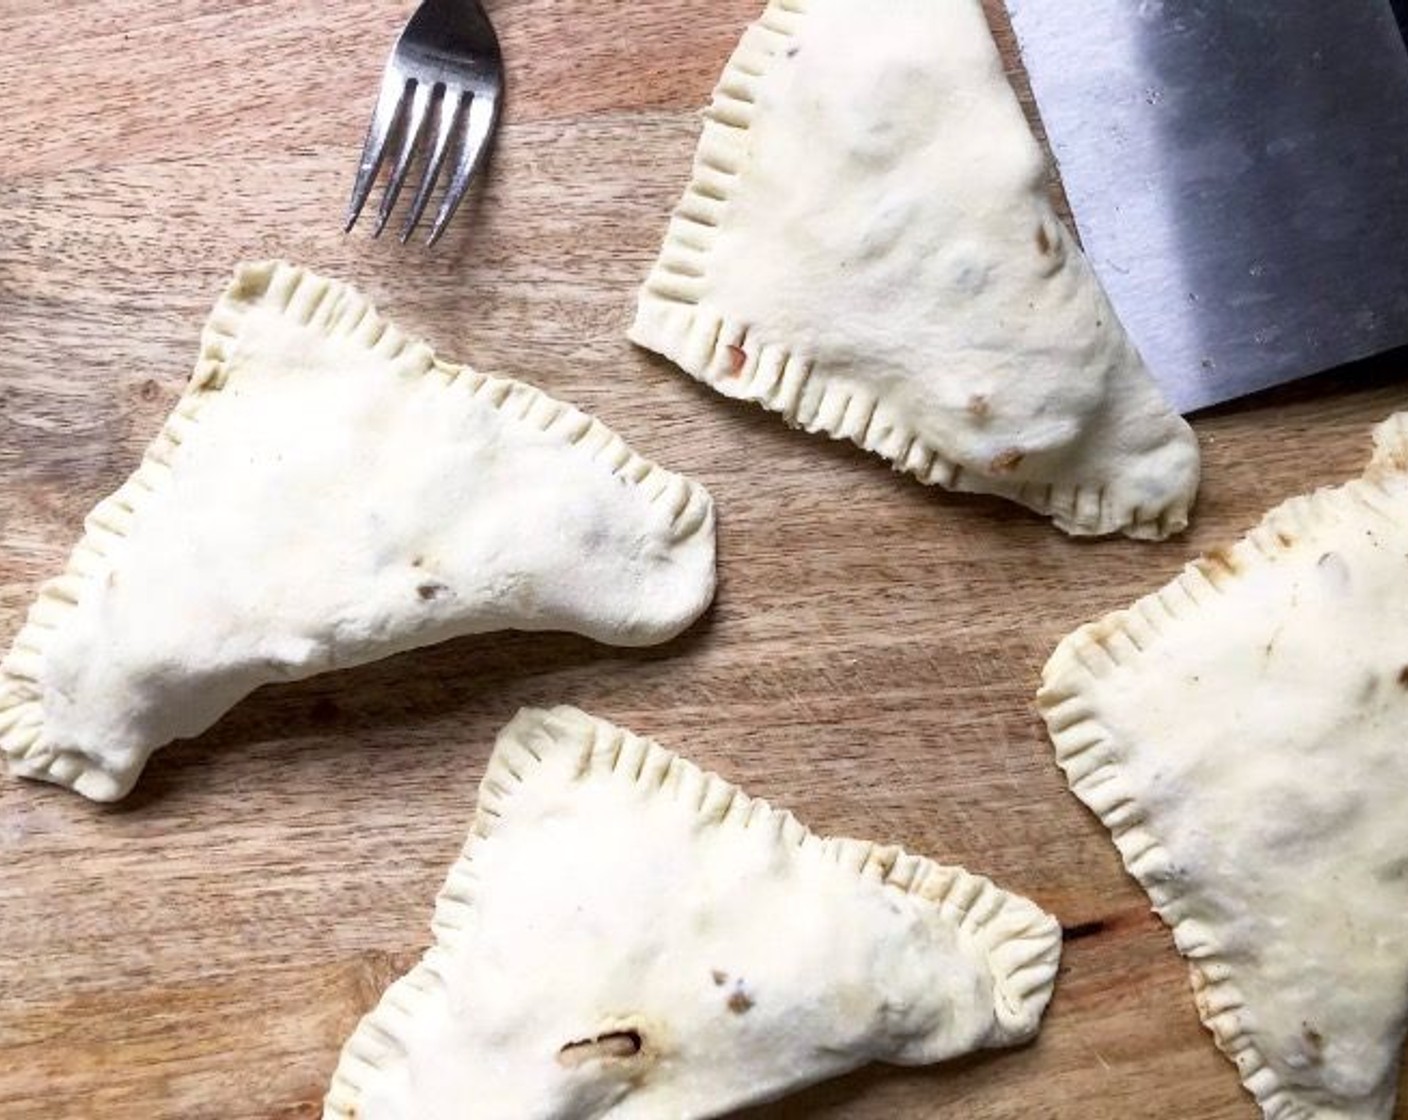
xmin=374 ymin=79 xmax=434 ymax=237
xmin=347 ymin=0 xmax=503 ymax=244
xmin=426 ymin=95 xmax=498 ymax=247
xmin=400 ymin=88 xmax=466 ymax=244
xmin=345 ymin=73 xmax=409 ymax=232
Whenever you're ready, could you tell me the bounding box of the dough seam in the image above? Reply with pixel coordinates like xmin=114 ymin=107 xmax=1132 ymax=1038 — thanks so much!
xmin=1037 ymin=470 xmax=1407 ymax=1120
xmin=0 ymin=262 xmax=712 ymax=796
xmin=628 ymin=0 xmax=1183 ymax=540
xmin=323 ymin=705 xmax=1062 ymax=1118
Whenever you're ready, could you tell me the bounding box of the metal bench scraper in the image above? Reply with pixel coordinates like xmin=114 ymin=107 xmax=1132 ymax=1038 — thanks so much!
xmin=1006 ymin=0 xmax=1408 ymax=412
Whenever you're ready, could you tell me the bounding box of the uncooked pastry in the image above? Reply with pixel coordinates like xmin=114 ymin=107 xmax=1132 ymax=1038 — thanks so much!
xmin=325 ymin=706 xmax=1062 ymax=1119
xmin=1039 ymin=412 xmax=1408 ymax=1119
xmin=630 ymin=0 xmax=1199 ymax=539
xmin=0 ymin=263 xmax=716 ymax=802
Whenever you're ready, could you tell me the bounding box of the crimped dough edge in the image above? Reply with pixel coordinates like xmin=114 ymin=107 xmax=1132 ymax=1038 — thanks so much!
xmin=1037 ymin=422 xmax=1408 ymax=1120
xmin=0 ymin=261 xmax=715 ymax=801
xmin=628 ymin=0 xmax=1191 ymax=542
xmin=323 ymin=704 xmax=1062 ymax=1118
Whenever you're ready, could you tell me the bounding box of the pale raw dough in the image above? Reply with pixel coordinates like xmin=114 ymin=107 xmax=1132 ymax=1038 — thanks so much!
xmin=0 ymin=263 xmax=716 ymax=802
xmin=630 ymin=0 xmax=1199 ymax=539
xmin=324 ymin=706 xmax=1062 ymax=1120
xmin=1039 ymin=412 xmax=1408 ymax=1119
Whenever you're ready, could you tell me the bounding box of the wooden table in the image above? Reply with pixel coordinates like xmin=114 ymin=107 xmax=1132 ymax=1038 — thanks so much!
xmin=1 ymin=2 xmax=1403 ymax=1116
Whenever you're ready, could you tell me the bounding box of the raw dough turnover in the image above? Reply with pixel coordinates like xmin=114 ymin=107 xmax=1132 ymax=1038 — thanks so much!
xmin=0 ymin=263 xmax=716 ymax=802
xmin=1039 ymin=413 xmax=1408 ymax=1119
xmin=631 ymin=0 xmax=1199 ymax=539
xmin=325 ymin=706 xmax=1062 ymax=1120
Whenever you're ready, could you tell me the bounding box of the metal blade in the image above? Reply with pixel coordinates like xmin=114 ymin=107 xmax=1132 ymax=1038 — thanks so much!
xmin=1007 ymin=0 xmax=1408 ymax=413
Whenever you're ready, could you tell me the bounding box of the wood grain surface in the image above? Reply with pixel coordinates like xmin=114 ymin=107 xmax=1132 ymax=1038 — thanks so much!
xmin=1 ymin=1 xmax=1405 ymax=1117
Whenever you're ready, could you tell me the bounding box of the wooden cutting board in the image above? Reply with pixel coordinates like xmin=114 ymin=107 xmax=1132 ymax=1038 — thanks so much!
xmin=1 ymin=1 xmax=1403 ymax=1116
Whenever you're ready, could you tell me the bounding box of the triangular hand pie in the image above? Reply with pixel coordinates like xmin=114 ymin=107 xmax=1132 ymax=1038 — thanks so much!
xmin=630 ymin=0 xmax=1200 ymax=539
xmin=325 ymin=706 xmax=1062 ymax=1119
xmin=0 ymin=263 xmax=716 ymax=801
xmin=1039 ymin=413 xmax=1408 ymax=1119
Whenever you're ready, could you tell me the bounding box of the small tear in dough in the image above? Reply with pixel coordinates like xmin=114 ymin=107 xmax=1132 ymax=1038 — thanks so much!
xmin=630 ymin=0 xmax=1199 ymax=540
xmin=0 ymin=263 xmax=717 ymax=802
xmin=557 ymin=1031 xmax=645 ymax=1069
xmin=323 ymin=706 xmax=1062 ymax=1120
xmin=1039 ymin=412 xmax=1408 ymax=1120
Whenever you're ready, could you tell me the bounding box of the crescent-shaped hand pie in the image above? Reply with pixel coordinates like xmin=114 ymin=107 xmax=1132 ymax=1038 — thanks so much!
xmin=0 ymin=263 xmax=717 ymax=801
xmin=1040 ymin=413 xmax=1408 ymax=1119
xmin=325 ymin=706 xmax=1062 ymax=1120
xmin=631 ymin=0 xmax=1199 ymax=539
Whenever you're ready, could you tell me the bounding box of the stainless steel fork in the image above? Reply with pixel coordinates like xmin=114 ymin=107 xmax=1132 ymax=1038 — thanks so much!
xmin=346 ymin=0 xmax=505 ymax=246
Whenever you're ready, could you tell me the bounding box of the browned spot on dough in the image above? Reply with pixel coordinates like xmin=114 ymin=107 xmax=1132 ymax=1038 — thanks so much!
xmin=1377 ymin=446 xmax=1408 ymax=473
xmin=417 ymin=582 xmax=449 ymax=601
xmin=989 ymin=448 xmax=1025 ymax=474
xmin=1036 ymin=226 xmax=1052 ymax=254
xmin=411 ymin=556 xmax=425 ymax=568
xmin=967 ymin=394 xmax=991 ymax=421
xmin=1302 ymin=1023 xmax=1324 ymax=1060
xmin=1201 ymin=546 xmax=1240 ymax=576
xmin=1277 ymin=531 xmax=1295 ymax=548
xmin=727 ymin=990 xmax=754 ymax=1014
xmin=869 ymin=847 xmax=899 ymax=879
xmin=1083 ymin=616 xmax=1124 ymax=648
xmin=711 ymin=970 xmax=728 ymax=986
xmin=726 ymin=345 xmax=747 ymax=377
xmin=140 ymin=379 xmax=160 ymax=402
xmin=1397 ymin=666 xmax=1408 ymax=689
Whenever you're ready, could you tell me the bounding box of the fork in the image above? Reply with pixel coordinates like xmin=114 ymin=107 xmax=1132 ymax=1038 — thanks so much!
xmin=346 ymin=0 xmax=505 ymax=246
